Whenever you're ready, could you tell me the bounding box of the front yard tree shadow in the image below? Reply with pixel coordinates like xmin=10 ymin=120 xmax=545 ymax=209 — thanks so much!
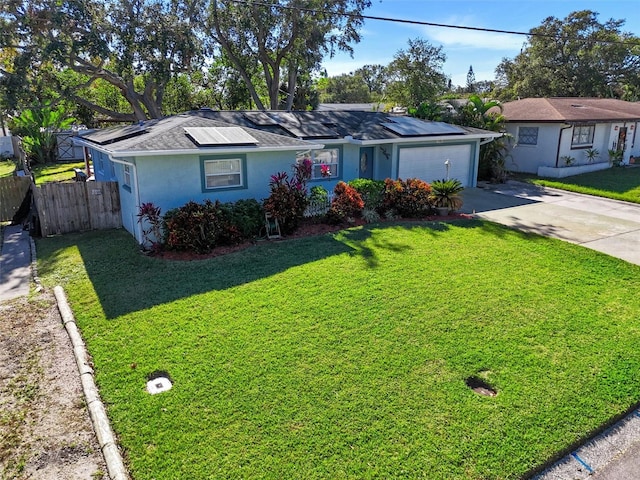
xmin=37 ymin=221 xmax=465 ymax=318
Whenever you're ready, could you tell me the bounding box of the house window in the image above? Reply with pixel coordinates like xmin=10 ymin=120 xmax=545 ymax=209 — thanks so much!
xmin=296 ymin=148 xmax=340 ymax=180
xmin=203 ymin=158 xmax=243 ymax=189
xmin=572 ymin=124 xmax=595 ymax=147
xmin=123 ymin=165 xmax=131 ymax=187
xmin=518 ymin=127 xmax=538 ymax=145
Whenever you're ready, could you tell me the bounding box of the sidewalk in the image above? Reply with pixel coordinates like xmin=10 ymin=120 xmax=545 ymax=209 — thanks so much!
xmin=0 ymin=224 xmax=32 ymax=301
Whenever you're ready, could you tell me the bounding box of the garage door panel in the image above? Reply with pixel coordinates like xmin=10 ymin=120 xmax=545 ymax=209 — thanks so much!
xmin=398 ymin=145 xmax=472 ymax=186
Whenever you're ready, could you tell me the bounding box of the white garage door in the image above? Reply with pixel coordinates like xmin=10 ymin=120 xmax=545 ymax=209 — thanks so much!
xmin=398 ymin=144 xmax=473 ymax=186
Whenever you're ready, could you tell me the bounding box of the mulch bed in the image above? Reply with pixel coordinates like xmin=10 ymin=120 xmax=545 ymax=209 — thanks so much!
xmin=154 ymin=213 xmax=473 ymax=262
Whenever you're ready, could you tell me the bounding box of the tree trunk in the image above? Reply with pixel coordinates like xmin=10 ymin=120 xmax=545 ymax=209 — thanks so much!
xmin=285 ymin=65 xmax=297 ymax=111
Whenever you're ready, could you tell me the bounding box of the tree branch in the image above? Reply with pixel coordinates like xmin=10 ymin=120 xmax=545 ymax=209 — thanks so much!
xmin=70 ymin=95 xmax=137 ymax=122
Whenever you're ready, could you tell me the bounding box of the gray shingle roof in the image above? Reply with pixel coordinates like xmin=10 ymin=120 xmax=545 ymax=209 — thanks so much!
xmin=81 ymin=109 xmax=497 ymax=154
xmin=80 ymin=115 xmax=314 ymax=152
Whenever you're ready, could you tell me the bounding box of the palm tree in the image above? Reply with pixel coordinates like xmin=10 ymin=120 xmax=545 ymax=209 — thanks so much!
xmin=449 ymin=95 xmax=510 ymax=182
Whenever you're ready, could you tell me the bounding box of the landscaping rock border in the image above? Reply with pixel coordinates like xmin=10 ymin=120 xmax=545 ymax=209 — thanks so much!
xmin=53 ymin=285 xmax=130 ymax=480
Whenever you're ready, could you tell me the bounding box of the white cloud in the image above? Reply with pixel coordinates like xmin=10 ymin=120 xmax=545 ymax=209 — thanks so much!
xmin=421 ymin=15 xmax=525 ymax=51
xmin=428 ymin=26 xmax=524 ymax=51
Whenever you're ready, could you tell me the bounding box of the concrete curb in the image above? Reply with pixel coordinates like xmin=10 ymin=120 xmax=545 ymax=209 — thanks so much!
xmin=532 ymin=407 xmax=640 ymax=479
xmin=53 ymin=286 xmax=130 ymax=480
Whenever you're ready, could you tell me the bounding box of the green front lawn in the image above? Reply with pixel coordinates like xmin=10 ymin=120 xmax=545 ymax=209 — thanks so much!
xmin=517 ymin=166 xmax=640 ymax=204
xmin=37 ymin=223 xmax=640 ymax=480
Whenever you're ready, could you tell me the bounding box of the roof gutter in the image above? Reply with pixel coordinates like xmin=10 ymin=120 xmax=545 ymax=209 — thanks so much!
xmin=108 ymin=155 xmax=143 ymax=243
xmin=343 ymin=132 xmax=503 ymax=146
xmin=555 ymin=124 xmax=573 ymax=168
xmin=479 ymin=133 xmax=504 ymax=146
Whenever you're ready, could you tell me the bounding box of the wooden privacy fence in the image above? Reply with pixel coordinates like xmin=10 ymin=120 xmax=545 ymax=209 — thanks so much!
xmin=33 ymin=181 xmax=121 ymax=236
xmin=0 ymin=176 xmax=31 ymax=222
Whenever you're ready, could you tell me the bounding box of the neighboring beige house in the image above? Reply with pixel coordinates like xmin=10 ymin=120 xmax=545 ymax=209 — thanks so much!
xmin=500 ymin=98 xmax=640 ymax=177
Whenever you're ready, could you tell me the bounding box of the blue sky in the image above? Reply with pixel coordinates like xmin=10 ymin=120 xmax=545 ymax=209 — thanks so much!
xmin=322 ymin=0 xmax=640 ymax=88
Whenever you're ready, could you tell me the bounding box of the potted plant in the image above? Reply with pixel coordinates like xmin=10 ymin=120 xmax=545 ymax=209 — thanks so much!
xmin=430 ymin=178 xmax=464 ymax=215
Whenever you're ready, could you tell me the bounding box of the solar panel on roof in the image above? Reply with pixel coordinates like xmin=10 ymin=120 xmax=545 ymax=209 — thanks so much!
xmin=242 ymin=111 xmax=279 ymax=126
xmin=382 ymin=118 xmax=465 ymax=137
xmin=184 ymin=127 xmax=259 ymax=146
xmin=82 ymin=124 xmax=146 ymax=145
xmin=278 ymin=121 xmax=339 ymax=139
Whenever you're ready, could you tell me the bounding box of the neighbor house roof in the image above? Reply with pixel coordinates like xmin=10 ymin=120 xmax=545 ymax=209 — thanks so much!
xmin=79 ymin=109 xmax=501 ymax=156
xmin=500 ymin=98 xmax=640 ymax=123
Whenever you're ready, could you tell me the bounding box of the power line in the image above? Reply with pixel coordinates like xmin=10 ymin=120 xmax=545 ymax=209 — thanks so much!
xmin=228 ymin=0 xmax=640 ymax=47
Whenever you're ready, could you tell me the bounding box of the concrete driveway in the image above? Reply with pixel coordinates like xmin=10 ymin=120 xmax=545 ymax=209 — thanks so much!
xmin=461 ymin=182 xmax=640 ymax=266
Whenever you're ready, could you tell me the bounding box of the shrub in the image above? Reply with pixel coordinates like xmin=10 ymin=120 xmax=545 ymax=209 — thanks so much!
xmin=326 ymin=181 xmax=364 ymax=224
xmin=163 ymin=199 xmax=260 ymax=253
xmin=263 ymin=171 xmax=308 ymax=234
xmin=381 ymin=178 xmax=432 ymax=217
xmin=266 ymin=160 xmax=313 ymax=224
xmin=348 ymin=179 xmax=385 ymax=210
xmin=164 ymin=200 xmax=223 ymax=253
xmin=309 ymin=185 xmax=329 ymax=203
xmin=137 ymin=202 xmax=164 ymax=253
xmin=362 ymin=207 xmax=381 ymax=224
xmin=430 ymin=178 xmax=464 ymax=211
xmin=221 ymin=199 xmax=264 ymax=239
xmin=305 ymin=186 xmax=331 ymax=218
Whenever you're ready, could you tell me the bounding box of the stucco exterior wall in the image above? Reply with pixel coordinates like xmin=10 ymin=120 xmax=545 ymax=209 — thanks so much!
xmin=507 ymin=121 xmax=640 ymax=173
xmin=506 ymin=124 xmax=560 ymax=173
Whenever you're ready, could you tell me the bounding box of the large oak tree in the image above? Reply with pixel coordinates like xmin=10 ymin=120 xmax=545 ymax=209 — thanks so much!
xmin=207 ymin=0 xmax=371 ymax=110
xmin=385 ymin=38 xmax=447 ymax=108
xmin=1 ymin=0 xmax=203 ymax=121
xmin=496 ymin=10 xmax=640 ymax=100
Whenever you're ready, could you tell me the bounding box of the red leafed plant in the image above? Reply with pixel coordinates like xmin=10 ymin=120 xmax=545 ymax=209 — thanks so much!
xmin=382 ymin=178 xmax=432 ymax=217
xmin=137 ymin=202 xmax=164 ymax=253
xmin=263 ymin=160 xmax=312 ymax=234
xmin=326 ymin=181 xmax=364 ymax=224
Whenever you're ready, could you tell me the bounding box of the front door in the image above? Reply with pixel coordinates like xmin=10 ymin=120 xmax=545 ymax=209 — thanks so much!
xmin=617 ymin=127 xmax=628 ymax=152
xmin=359 ymin=147 xmax=374 ymax=179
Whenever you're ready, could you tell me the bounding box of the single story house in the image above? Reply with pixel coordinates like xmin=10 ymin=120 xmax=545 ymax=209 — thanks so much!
xmin=77 ymin=110 xmax=500 ymax=242
xmin=501 ymin=97 xmax=640 ymax=176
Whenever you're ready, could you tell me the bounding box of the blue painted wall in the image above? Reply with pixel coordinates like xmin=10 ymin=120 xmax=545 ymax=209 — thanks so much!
xmin=89 ymin=137 xmax=480 ymax=242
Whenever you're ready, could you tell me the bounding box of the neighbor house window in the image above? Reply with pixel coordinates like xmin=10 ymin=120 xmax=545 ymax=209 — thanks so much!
xmin=296 ymin=148 xmax=340 ymax=180
xmin=518 ymin=127 xmax=538 ymax=145
xmin=123 ymin=164 xmax=131 ymax=187
xmin=203 ymin=157 xmax=243 ymax=189
xmin=572 ymin=124 xmax=595 ymax=147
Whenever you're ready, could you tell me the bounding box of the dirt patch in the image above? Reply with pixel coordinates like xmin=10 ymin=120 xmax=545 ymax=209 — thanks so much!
xmin=0 ymin=293 xmax=107 ymax=479
xmin=465 ymin=376 xmax=498 ymax=397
